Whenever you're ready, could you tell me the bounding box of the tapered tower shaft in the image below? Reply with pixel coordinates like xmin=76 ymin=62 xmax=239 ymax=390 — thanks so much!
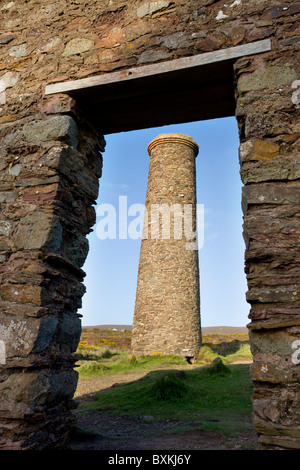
xmin=131 ymin=134 xmax=201 ymax=358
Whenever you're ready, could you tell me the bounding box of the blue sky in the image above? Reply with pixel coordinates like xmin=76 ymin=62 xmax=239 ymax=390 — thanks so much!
xmin=78 ymin=116 xmax=250 ymax=327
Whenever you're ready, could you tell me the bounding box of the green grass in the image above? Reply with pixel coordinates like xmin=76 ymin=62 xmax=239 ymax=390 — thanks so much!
xmin=76 ymin=343 xmax=252 ymax=379
xmin=150 ymin=370 xmax=189 ymax=401
xmin=80 ymin=364 xmax=253 ymax=436
xmin=76 ymin=350 xmax=188 ymax=377
xmin=75 ymin=331 xmax=254 ymax=440
xmin=197 ymin=343 xmax=252 ymax=364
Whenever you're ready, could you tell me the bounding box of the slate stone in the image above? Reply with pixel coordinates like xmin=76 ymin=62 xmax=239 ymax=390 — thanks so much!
xmin=23 ymin=116 xmax=79 ymax=148
xmin=63 ymin=232 xmax=89 ymax=268
xmin=32 ymin=316 xmax=58 ymax=353
xmin=62 ymin=38 xmax=93 ymax=57
xmin=8 ymin=43 xmax=27 ymax=57
xmin=137 ymin=49 xmax=172 ymax=64
xmin=238 ymin=65 xmax=297 ymax=92
xmin=14 ymin=212 xmax=63 ymax=252
xmin=0 ymin=35 xmax=15 ymax=44
xmin=137 ymin=1 xmax=171 ymax=18
xmin=56 ymin=314 xmax=81 ymax=352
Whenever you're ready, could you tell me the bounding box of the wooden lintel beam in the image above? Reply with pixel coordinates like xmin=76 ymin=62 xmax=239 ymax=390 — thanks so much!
xmin=44 ymin=39 xmax=271 ymax=96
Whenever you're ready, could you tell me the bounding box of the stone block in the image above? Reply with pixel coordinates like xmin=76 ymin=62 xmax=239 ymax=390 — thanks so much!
xmin=0 ymin=284 xmax=48 ymax=306
xmin=137 ymin=1 xmax=172 ymax=18
xmin=40 ymin=94 xmax=77 ymax=116
xmin=32 ymin=316 xmax=59 ymax=353
xmin=252 ymin=385 xmax=300 ymax=444
xmin=56 ymin=314 xmax=81 ymax=353
xmin=242 ymin=182 xmax=300 ymax=212
xmin=259 ymin=434 xmax=300 ymax=450
xmin=0 ymin=315 xmax=58 ymax=362
xmin=247 ymin=286 xmax=300 ymax=303
xmin=137 ymin=49 xmax=172 ymax=64
xmin=8 ymin=163 xmax=21 ymax=176
xmin=0 ymin=192 xmax=17 ymax=204
xmin=238 ymin=65 xmax=297 ymax=93
xmin=250 ymin=328 xmax=299 ymax=360
xmin=244 ymin=113 xmax=290 ymax=138
xmin=0 ymin=369 xmax=77 ymax=407
xmin=14 ymin=212 xmax=63 ymax=252
xmin=23 ymin=183 xmax=59 ymax=202
xmin=161 ymin=32 xmax=188 ymax=50
xmin=23 ymin=116 xmax=79 ymax=149
xmin=196 ymin=33 xmax=227 ymax=52
xmin=62 ymin=38 xmax=93 ymax=57
xmin=48 ymin=369 xmax=78 ymax=402
xmin=63 ymin=231 xmax=89 ymax=268
xmin=240 ymin=161 xmax=300 ymax=184
xmin=262 ymin=4 xmax=300 ymax=20
xmin=35 ymin=37 xmax=61 ymax=53
xmin=239 ymin=139 xmax=280 ymax=163
xmin=251 ymin=361 xmax=300 ymax=384
xmin=0 ymin=71 xmax=19 ymax=93
xmin=229 ymin=26 xmax=246 ymax=45
xmin=68 ymin=282 xmax=86 ymax=309
xmin=0 ymin=35 xmax=15 ymax=45
xmin=8 ymin=43 xmax=27 ymax=57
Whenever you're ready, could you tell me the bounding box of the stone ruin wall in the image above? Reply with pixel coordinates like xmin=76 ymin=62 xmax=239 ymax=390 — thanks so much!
xmin=0 ymin=0 xmax=299 ymax=449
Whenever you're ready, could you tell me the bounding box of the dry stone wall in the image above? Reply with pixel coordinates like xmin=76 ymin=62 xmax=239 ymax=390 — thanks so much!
xmin=234 ymin=49 xmax=300 ymax=448
xmin=0 ymin=94 xmax=104 ymax=448
xmin=0 ymin=0 xmax=299 ymax=450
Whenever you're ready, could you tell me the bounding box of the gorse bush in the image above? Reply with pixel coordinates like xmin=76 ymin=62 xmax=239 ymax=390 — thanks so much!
xmin=129 ymin=354 xmax=138 ymax=366
xmin=150 ymin=371 xmax=189 ymax=401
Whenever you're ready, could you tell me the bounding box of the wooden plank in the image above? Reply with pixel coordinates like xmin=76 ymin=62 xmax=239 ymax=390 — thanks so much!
xmin=45 ymin=39 xmax=271 ymax=96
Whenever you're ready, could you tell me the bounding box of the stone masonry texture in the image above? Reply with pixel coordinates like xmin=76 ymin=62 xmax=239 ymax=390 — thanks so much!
xmin=132 ymin=134 xmax=201 ymax=357
xmin=0 ymin=0 xmax=299 ymax=450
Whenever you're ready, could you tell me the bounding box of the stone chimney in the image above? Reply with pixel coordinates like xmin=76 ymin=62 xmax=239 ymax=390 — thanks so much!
xmin=131 ymin=133 xmax=202 ymax=358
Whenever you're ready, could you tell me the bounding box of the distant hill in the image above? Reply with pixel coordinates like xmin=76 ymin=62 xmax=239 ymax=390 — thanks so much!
xmin=82 ymin=325 xmax=132 ymax=331
xmin=201 ymin=326 xmax=248 ymax=335
xmin=82 ymin=325 xmax=248 ymax=334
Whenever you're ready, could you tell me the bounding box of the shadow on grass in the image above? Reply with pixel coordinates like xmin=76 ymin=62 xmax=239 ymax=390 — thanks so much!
xmin=204 ymin=339 xmax=249 ymax=356
xmin=75 ymin=363 xmax=253 ymax=439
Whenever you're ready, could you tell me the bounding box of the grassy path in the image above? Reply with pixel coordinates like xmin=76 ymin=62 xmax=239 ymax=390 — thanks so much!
xmin=75 ymin=361 xmax=201 ymax=399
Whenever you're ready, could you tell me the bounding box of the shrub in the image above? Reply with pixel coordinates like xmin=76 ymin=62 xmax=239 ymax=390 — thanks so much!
xmin=101 ymin=349 xmax=114 ymax=359
xmin=79 ymin=361 xmax=109 ymax=375
xmin=197 ymin=345 xmax=217 ymax=363
xmin=150 ymin=371 xmax=189 ymax=401
xmin=208 ymin=357 xmax=231 ymax=376
xmin=129 ymin=354 xmax=138 ymax=365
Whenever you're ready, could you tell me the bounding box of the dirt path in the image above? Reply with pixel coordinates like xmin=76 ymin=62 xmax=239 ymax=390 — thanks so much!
xmin=74 ymin=369 xmax=154 ymax=400
xmin=71 ymin=363 xmax=258 ymax=451
xmin=71 ymin=410 xmax=257 ymax=450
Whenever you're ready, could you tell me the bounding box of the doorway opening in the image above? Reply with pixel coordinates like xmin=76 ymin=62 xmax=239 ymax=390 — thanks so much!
xmin=79 ymin=116 xmax=249 ymax=331
xmin=72 ymin=117 xmax=255 ymax=450
xmin=48 ymin=43 xmax=269 ymax=447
